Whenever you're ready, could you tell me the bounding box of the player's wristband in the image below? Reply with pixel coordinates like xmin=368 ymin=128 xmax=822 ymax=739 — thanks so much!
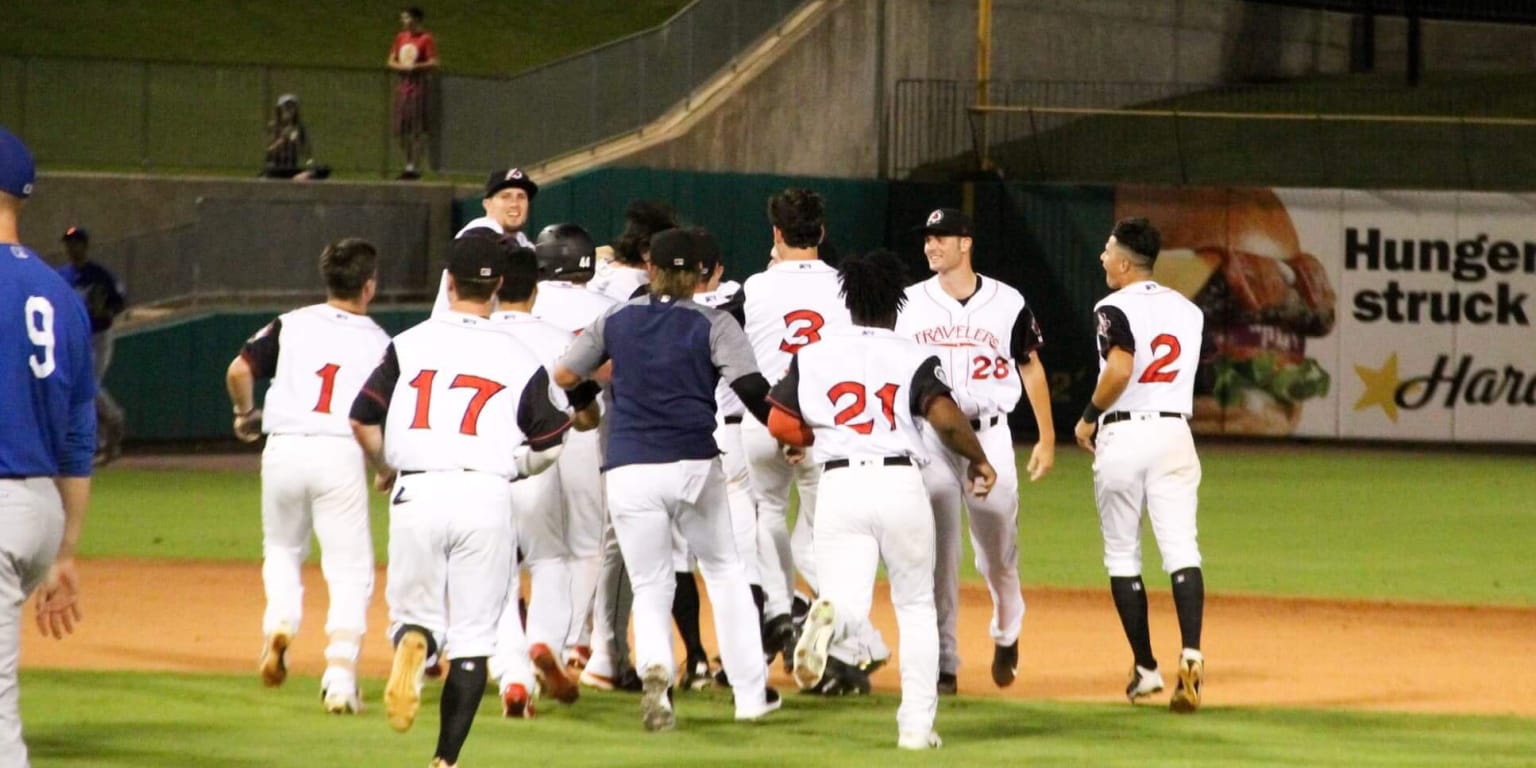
xmin=1081 ymin=402 xmax=1104 ymax=424
xmin=233 ymin=406 xmax=255 ymax=418
xmin=565 ymin=381 xmax=602 ymax=411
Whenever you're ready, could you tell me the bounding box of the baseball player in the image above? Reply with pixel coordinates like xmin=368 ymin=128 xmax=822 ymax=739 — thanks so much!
xmin=56 ymin=226 xmax=127 ymax=466
xmin=767 ymin=250 xmax=996 ymax=750
xmin=349 ymin=236 xmax=573 ymax=768
xmin=1074 ymin=217 xmax=1206 ymax=713
xmin=740 ymin=188 xmax=852 ymax=667
xmin=555 ymin=228 xmax=780 ymax=732
xmin=588 ymin=199 xmax=677 ymax=303
xmin=225 ymin=238 xmax=391 ymax=714
xmin=0 ymin=129 xmax=95 ymax=768
xmin=530 ymin=223 xmax=620 ymax=672
xmin=895 ymin=207 xmax=1055 ymax=695
xmin=457 ymin=168 xmax=537 ymax=246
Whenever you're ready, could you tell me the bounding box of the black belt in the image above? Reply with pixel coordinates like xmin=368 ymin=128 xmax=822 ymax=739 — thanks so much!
xmin=1102 ymin=411 xmax=1185 ymax=425
xmin=823 ymin=456 xmax=912 ymax=471
xmin=969 ymin=415 xmax=1001 ymax=431
xmin=399 ymin=469 xmax=467 ymax=476
xmin=0 ymin=475 xmax=36 ymax=480
xmin=724 ymin=415 xmax=743 ymax=425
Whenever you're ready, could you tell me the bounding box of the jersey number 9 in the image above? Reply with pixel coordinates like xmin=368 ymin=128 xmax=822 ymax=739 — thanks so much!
xmin=25 ymin=296 xmax=56 ymax=379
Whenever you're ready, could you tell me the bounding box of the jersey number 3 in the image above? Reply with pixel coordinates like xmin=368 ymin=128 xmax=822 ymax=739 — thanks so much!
xmin=407 ymin=370 xmax=507 ymax=435
xmin=1138 ymin=334 xmax=1182 ymax=384
xmin=828 ymin=381 xmax=899 ymax=435
xmin=779 ymin=310 xmax=825 ymax=354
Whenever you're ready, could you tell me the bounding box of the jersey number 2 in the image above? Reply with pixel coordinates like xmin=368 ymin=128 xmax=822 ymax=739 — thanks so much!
xmin=407 ymin=370 xmax=508 ymax=435
xmin=1138 ymin=334 xmax=1182 ymax=383
xmin=828 ymin=381 xmax=899 ymax=435
xmin=779 ymin=310 xmax=825 ymax=354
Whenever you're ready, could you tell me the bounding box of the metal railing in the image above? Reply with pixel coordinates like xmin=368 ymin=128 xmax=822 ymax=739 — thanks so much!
xmin=1243 ymin=0 xmax=1536 ymax=25
xmin=0 ymin=0 xmax=803 ymax=177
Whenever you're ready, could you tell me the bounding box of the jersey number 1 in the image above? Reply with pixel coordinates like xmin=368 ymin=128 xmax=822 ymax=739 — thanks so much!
xmin=828 ymin=381 xmax=899 ymax=435
xmin=407 ymin=370 xmax=507 ymax=435
xmin=313 ymin=363 xmax=341 ymax=413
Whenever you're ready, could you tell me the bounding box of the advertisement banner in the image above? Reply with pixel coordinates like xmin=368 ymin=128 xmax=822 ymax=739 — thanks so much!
xmin=1114 ymin=185 xmax=1536 ymax=443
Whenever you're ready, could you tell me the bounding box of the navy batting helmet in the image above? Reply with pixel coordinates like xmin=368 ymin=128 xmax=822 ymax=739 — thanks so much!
xmin=535 ymin=223 xmax=597 ymax=281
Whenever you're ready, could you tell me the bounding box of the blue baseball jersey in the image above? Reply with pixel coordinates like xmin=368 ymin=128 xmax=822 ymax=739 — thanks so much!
xmin=1 ymin=244 xmax=97 ymax=477
xmin=559 ymin=294 xmax=760 ymax=470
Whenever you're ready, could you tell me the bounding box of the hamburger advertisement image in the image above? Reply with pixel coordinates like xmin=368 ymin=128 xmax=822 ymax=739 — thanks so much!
xmin=1112 ymin=185 xmax=1535 ymax=444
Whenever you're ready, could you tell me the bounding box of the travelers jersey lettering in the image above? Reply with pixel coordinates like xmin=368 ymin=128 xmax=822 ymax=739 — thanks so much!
xmin=742 ymin=260 xmax=852 ymax=383
xmin=895 ymin=275 xmax=1041 ymax=419
xmin=560 ymin=296 xmax=760 ymax=469
xmin=695 ymin=280 xmax=746 ymax=417
xmin=1093 ymin=281 xmax=1204 ymax=416
xmin=241 ymin=303 xmax=390 ymax=437
xmin=532 ymin=280 xmax=619 ymax=335
xmin=0 ymin=244 xmax=96 ymax=477
xmin=352 ymin=312 xmax=570 ymax=477
xmin=767 ymin=327 xmax=951 ymax=462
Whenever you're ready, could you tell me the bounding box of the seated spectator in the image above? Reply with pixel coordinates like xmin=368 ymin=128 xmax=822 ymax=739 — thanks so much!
xmin=262 ymin=94 xmax=330 ymax=180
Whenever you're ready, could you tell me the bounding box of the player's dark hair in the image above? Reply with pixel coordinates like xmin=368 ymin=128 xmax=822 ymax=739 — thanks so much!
xmin=453 ymin=276 xmax=499 ymax=302
xmin=1113 ymin=217 xmax=1161 ymax=268
xmin=767 ymin=188 xmax=825 ymax=249
xmin=614 ymin=200 xmax=678 ymax=266
xmin=496 ymin=245 xmax=539 ymax=303
xmin=403 ymin=6 xmax=424 ymax=21
xmin=320 ymin=237 xmax=377 ymax=299
xmin=838 ymin=249 xmax=908 ymax=329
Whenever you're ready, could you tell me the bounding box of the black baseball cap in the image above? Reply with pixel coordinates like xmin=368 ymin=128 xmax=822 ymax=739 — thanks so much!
xmin=448 ymin=235 xmax=508 ymax=281
xmin=484 ymin=168 xmax=539 ymax=199
xmin=690 ymin=227 xmax=721 ymax=274
xmin=62 ymin=226 xmax=90 ymax=243
xmin=649 ymin=228 xmax=701 ymax=273
xmin=916 ymin=208 xmax=973 ymax=237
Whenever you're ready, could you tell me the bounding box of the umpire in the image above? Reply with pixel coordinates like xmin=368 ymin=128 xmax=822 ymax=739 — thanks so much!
xmin=554 ymin=228 xmax=780 ymax=732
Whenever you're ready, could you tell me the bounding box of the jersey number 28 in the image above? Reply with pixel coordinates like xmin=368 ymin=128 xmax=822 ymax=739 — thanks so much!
xmin=828 ymin=381 xmax=899 ymax=435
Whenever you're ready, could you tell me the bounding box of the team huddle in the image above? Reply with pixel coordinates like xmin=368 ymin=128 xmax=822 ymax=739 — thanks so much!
xmin=219 ymin=173 xmax=1210 ymax=766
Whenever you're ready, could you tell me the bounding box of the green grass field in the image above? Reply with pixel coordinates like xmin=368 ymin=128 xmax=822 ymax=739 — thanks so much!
xmin=11 ymin=1 xmax=691 ymax=77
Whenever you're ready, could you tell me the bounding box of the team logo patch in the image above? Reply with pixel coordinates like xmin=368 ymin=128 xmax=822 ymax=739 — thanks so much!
xmin=1095 ymin=310 xmax=1110 ymax=338
xmin=927 ymin=210 xmax=943 ymax=226
xmin=506 ymin=168 xmax=523 ymax=181
xmin=21 ymin=182 xmax=32 ymax=196
xmin=934 ymin=363 xmax=950 ymax=387
xmin=10 ymin=245 xmax=27 ymax=260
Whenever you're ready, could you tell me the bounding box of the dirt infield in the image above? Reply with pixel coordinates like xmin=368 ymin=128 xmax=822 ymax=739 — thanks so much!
xmin=19 ymin=558 xmax=1534 ymax=717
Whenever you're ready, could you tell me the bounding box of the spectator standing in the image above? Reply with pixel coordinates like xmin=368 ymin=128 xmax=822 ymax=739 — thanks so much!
xmin=56 ymin=226 xmax=127 ymax=466
xmin=388 ymin=6 xmax=438 ymax=180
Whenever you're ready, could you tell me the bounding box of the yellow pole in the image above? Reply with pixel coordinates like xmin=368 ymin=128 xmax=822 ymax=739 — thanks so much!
xmin=977 ymin=0 xmax=993 ymax=170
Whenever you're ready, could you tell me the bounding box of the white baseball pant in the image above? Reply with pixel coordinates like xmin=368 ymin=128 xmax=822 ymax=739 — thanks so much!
xmin=920 ymin=419 xmax=1023 ymax=675
xmin=814 ymin=462 xmax=938 ymax=737
xmin=671 ymin=418 xmax=760 ymax=585
xmin=386 ymin=471 xmax=512 ymax=660
xmin=741 ymin=416 xmax=818 ymax=620
xmin=259 ymin=435 xmax=374 ymax=678
xmin=0 ymin=478 xmax=64 ymax=768
xmin=606 ymin=459 xmax=768 ymax=716
xmin=557 ymin=427 xmax=604 ymax=656
xmin=1093 ymin=417 xmax=1202 ymax=577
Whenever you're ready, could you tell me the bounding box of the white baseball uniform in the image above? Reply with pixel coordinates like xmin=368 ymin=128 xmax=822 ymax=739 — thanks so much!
xmin=741 ymin=259 xmax=852 ymax=620
xmin=591 ymin=265 xmax=649 ymax=304
xmin=455 ymin=217 xmax=534 ymax=245
xmin=240 ymin=303 xmax=389 ymax=693
xmin=896 ymin=274 xmax=1043 ymax=675
xmin=1090 ymin=281 xmax=1204 ymax=577
xmin=766 ymin=326 xmax=949 ymax=738
xmin=352 ymin=311 xmax=571 ymax=661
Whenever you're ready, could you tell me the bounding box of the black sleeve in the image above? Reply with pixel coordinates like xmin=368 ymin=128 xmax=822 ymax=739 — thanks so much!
xmin=240 ymin=317 xmax=283 ymax=379
xmin=628 ymin=283 xmax=649 ymax=300
xmin=349 ymin=343 xmax=399 ymax=425
xmin=764 ymin=355 xmax=802 ymax=417
xmin=1010 ymin=304 xmax=1044 ymax=361
xmin=732 ymin=372 xmax=773 ymax=425
xmin=565 ymin=380 xmax=602 ymax=411
xmin=719 ymin=288 xmax=747 ymax=328
xmin=1095 ymin=306 xmax=1135 ymax=360
xmin=517 ymin=367 xmax=573 ymax=451
xmin=103 ymin=267 xmax=126 ymax=316
xmin=908 ymin=355 xmax=953 ymax=417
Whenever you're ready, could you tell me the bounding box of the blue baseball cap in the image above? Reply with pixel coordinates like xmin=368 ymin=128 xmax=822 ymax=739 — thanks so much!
xmin=0 ymin=128 xmax=36 ymax=199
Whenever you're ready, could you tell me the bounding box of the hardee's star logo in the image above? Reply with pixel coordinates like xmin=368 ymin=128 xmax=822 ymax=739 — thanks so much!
xmin=1354 ymin=353 xmax=1402 ymax=421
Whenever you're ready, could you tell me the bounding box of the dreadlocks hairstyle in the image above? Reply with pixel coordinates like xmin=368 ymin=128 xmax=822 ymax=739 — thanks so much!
xmin=837 ymin=249 xmax=909 ymax=329
xmin=613 ymin=199 xmax=679 ymax=266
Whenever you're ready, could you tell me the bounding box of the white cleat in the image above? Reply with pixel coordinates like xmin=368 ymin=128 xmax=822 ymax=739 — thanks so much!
xmin=1126 ymin=664 xmax=1165 ymax=702
xmin=322 ymin=682 xmax=362 ymax=714
xmin=792 ymin=598 xmax=836 ymax=691
xmin=897 ymin=730 xmax=943 ymax=750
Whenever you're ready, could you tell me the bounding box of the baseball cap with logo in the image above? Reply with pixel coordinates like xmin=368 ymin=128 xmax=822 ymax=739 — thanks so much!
xmin=917 ymin=208 xmax=973 ymax=237
xmin=0 ymin=128 xmax=37 ymax=199
xmin=649 ymin=228 xmax=701 ymax=273
xmin=448 ymin=235 xmax=509 ymax=281
xmin=62 ymin=226 xmax=90 ymax=243
xmin=484 ymin=167 xmax=539 ymax=199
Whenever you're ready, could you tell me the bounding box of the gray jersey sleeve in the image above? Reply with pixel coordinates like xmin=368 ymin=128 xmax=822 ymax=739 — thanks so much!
xmin=558 ymin=304 xmax=617 ymax=377
xmin=707 ymin=307 xmax=761 ymax=383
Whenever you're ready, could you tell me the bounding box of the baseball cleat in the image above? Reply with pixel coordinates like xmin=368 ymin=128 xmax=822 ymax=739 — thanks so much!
xmin=639 ymin=664 xmax=676 ymax=732
xmin=897 ymin=730 xmax=944 ymax=750
xmin=501 ymin=682 xmax=534 ymax=719
xmin=1126 ymin=664 xmax=1165 ymax=702
xmin=680 ymin=656 xmax=714 ymax=691
xmin=734 ymin=686 xmax=782 ymax=722
xmin=991 ymin=640 xmax=1019 ymax=688
xmin=321 ymin=682 xmax=362 ymax=714
xmin=385 ymin=629 xmax=429 ymax=732
xmin=937 ymin=671 xmax=958 ymax=696
xmin=564 ymin=644 xmax=592 ymax=671
xmin=805 ymin=656 xmax=873 ymax=696
xmin=530 ymin=643 xmax=579 ymax=704
xmin=1169 ymin=649 xmax=1203 ymax=714
xmin=259 ymin=624 xmax=293 ymax=688
xmin=792 ymin=598 xmax=836 ymax=691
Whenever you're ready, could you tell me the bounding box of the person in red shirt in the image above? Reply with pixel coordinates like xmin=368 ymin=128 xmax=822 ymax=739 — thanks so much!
xmin=387 ymin=6 xmax=438 ymax=180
